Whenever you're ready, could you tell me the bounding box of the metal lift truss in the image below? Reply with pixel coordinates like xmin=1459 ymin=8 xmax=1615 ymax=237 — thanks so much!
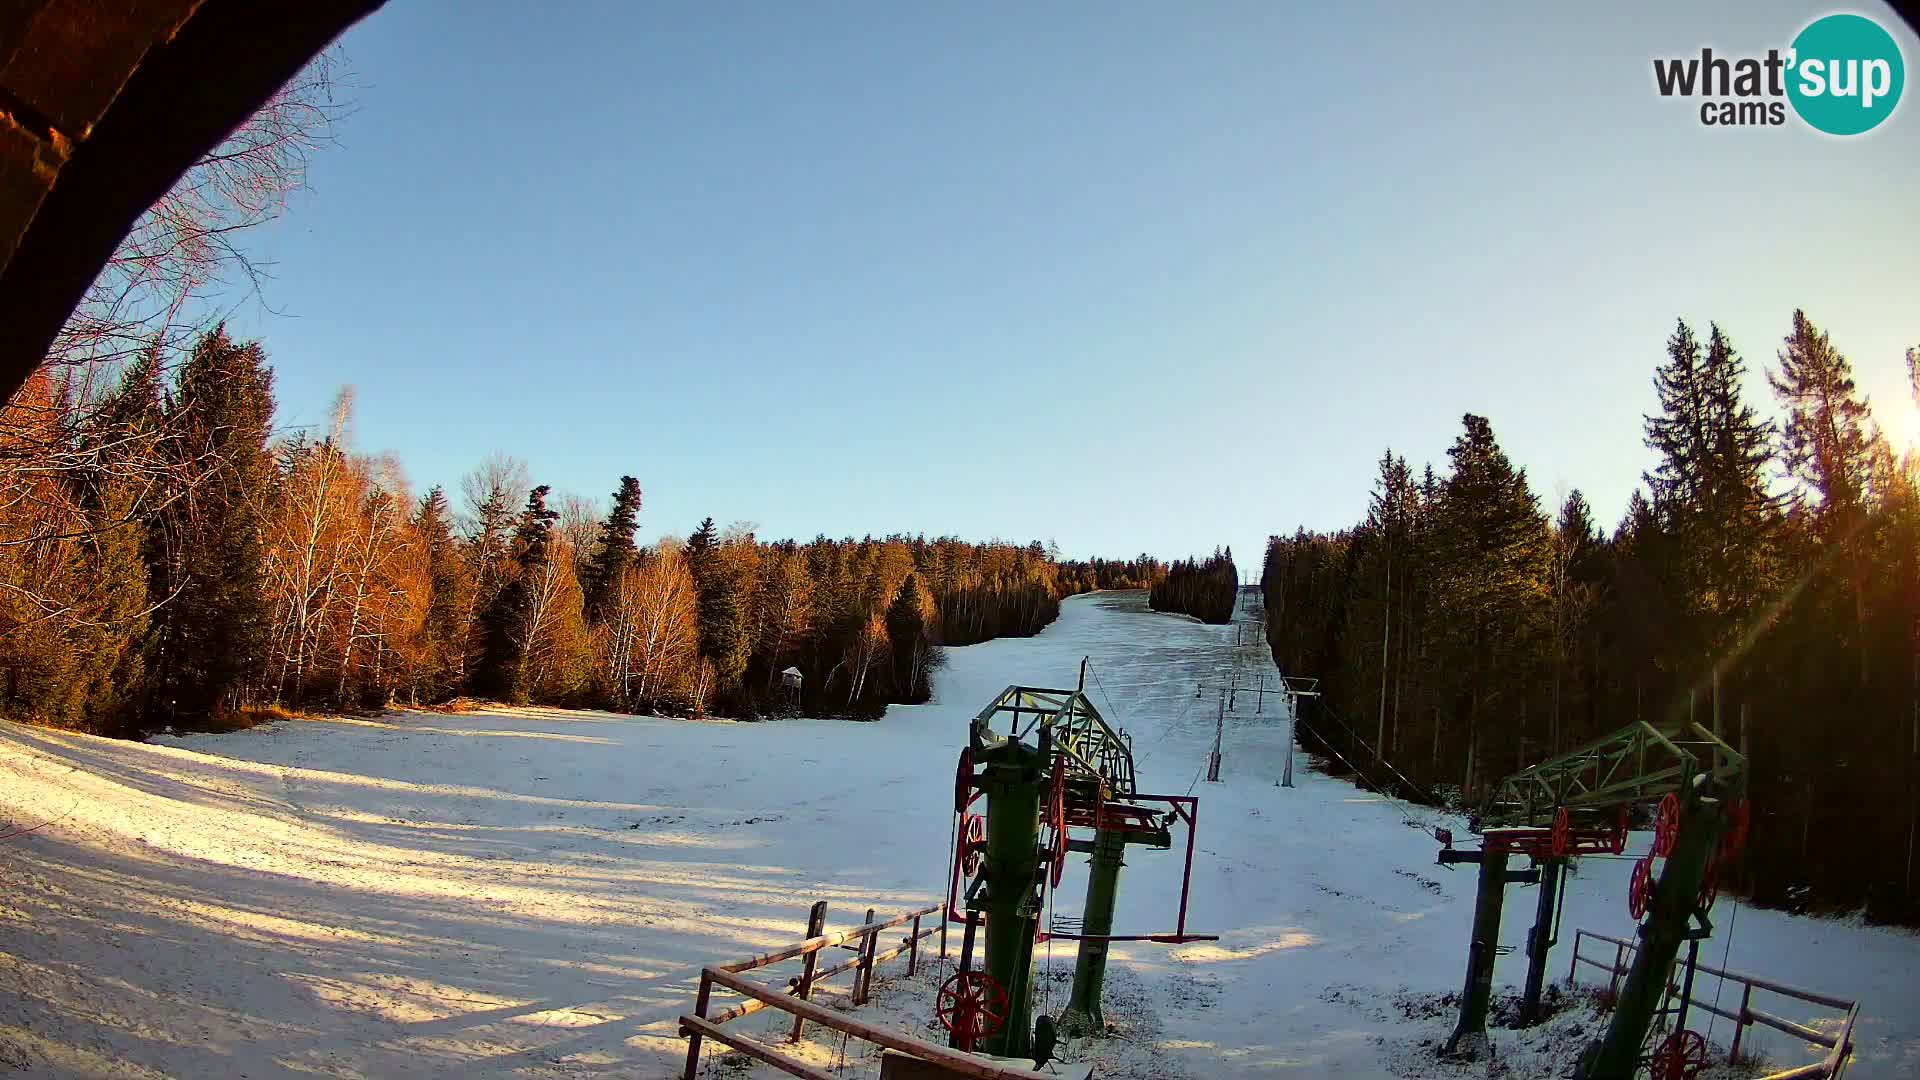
xmin=1483 ymin=721 xmax=1746 ymax=831
xmin=973 ymin=684 xmax=1137 ymax=803
xmin=1440 ymin=719 xmax=1750 ymax=1079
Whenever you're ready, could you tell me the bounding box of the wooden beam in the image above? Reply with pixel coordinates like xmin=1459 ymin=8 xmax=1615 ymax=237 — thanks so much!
xmin=680 ymin=1014 xmax=836 ymax=1080
xmin=704 ymin=967 xmax=1057 ymax=1080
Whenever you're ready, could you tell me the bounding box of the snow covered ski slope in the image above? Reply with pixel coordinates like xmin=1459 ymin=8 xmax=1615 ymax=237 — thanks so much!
xmin=0 ymin=591 xmax=1914 ymax=1078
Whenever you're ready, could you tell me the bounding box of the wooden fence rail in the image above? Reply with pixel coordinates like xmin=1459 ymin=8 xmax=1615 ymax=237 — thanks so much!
xmin=683 ymin=900 xmax=1002 ymax=1080
xmin=1567 ymin=928 xmax=1860 ymax=1079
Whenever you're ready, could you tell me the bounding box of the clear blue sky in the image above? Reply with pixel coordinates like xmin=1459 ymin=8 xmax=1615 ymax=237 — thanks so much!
xmin=226 ymin=1 xmax=1920 ymax=573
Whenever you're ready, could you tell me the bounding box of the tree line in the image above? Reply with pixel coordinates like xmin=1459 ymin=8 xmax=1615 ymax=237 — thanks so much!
xmin=1150 ymin=549 xmax=1240 ymax=624
xmin=0 ymin=327 xmax=1137 ymax=735
xmin=1057 ymin=555 xmax=1168 ymax=594
xmin=1262 ymin=311 xmax=1920 ymax=925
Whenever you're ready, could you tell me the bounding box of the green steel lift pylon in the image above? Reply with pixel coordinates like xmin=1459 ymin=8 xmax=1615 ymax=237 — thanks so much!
xmin=951 ymin=669 xmax=1211 ymax=1058
xmin=967 ymin=732 xmax=1049 ymax=1058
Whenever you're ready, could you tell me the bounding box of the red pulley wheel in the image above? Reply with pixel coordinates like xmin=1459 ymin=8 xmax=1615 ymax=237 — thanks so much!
xmin=1628 ymin=855 xmax=1655 ymax=920
xmin=954 ymin=747 xmax=973 ymax=814
xmin=1696 ymin=855 xmax=1720 ymax=913
xmin=1653 ymin=793 xmax=1681 ymax=858
xmin=1046 ymin=757 xmax=1068 ymax=888
xmin=1552 ymin=806 xmax=1571 ymax=857
xmin=1651 ymin=1029 xmax=1708 ymax=1080
xmin=961 ymin=813 xmax=986 ymax=877
xmin=936 ymin=969 xmax=1008 ymax=1050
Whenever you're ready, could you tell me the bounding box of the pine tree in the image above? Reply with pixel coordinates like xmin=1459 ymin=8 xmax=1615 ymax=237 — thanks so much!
xmin=1771 ymin=310 xmax=1879 ymax=684
xmin=885 ymin=572 xmax=936 ymax=702
xmin=414 ymin=486 xmax=471 ymax=700
xmin=476 ymin=485 xmax=557 ymax=702
xmin=685 ymin=516 xmax=752 ymax=701
xmin=1773 ymin=310 xmax=1878 ymax=519
xmin=143 ymin=327 xmax=276 ymax=722
xmin=582 ymin=476 xmax=642 ymax=618
xmin=1643 ymin=320 xmax=1777 ymax=677
xmin=1429 ymin=414 xmax=1550 ymax=794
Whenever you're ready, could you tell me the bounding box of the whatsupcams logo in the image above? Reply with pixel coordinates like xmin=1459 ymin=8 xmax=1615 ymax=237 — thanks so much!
xmin=1653 ymin=12 xmax=1905 ymax=134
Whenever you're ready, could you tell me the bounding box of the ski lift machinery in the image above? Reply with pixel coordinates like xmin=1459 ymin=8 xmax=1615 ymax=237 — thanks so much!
xmin=941 ymin=661 xmax=1218 ymax=1059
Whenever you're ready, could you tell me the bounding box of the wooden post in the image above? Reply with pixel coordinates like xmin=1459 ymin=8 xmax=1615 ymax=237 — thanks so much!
xmin=939 ymin=908 xmax=948 ymax=959
xmin=788 ymin=900 xmax=828 ymax=1042
xmin=854 ymin=907 xmax=878 ymax=1006
xmin=907 ymin=914 xmax=922 ymax=976
xmin=682 ymin=971 xmax=713 ymax=1080
xmin=1608 ymin=941 xmax=1625 ymax=1001
xmin=1567 ymin=930 xmax=1582 ymax=986
xmin=1729 ymin=983 xmax=1753 ymax=1064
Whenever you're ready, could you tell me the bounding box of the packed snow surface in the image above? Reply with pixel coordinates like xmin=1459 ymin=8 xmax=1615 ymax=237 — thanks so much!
xmin=1 ymin=592 xmax=1914 ymax=1078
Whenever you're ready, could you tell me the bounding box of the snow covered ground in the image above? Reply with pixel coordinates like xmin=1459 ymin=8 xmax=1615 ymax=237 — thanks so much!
xmin=0 ymin=591 xmax=1914 ymax=1078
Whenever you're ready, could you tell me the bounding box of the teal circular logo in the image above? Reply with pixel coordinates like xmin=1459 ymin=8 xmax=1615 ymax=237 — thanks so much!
xmin=1787 ymin=14 xmax=1905 ymax=135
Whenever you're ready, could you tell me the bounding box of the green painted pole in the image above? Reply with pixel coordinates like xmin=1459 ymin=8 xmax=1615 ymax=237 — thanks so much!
xmin=1445 ymin=844 xmax=1509 ymax=1055
xmin=1581 ymin=800 xmax=1725 ymax=1080
xmin=1520 ymin=857 xmax=1563 ymax=1026
xmin=978 ymin=743 xmax=1044 ymax=1059
xmin=1062 ymin=826 xmax=1127 ymax=1034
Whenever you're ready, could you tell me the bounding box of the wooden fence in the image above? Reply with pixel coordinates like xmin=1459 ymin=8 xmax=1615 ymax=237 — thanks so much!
xmin=1567 ymin=928 xmax=1860 ymax=1079
xmin=680 ymin=900 xmax=1057 ymax=1080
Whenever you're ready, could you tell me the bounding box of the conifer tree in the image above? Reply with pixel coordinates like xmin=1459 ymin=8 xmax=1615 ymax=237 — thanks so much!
xmin=143 ymin=327 xmax=276 ymax=721
xmin=476 ymin=485 xmax=557 ymax=702
xmin=1644 ymin=320 xmax=1777 ymax=679
xmin=582 ymin=476 xmax=642 ymax=618
xmin=414 ymin=486 xmax=471 ymax=699
xmin=885 ymin=572 xmax=936 ymax=702
xmin=1429 ymin=414 xmax=1550 ymax=794
xmin=685 ymin=516 xmax=753 ymax=701
xmin=1771 ymin=310 xmax=1880 ymax=683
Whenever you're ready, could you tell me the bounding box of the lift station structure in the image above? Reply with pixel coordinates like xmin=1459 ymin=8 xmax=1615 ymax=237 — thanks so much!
xmin=939 ymin=664 xmax=1216 ymax=1060
xmin=1433 ymin=720 xmax=1750 ymax=1080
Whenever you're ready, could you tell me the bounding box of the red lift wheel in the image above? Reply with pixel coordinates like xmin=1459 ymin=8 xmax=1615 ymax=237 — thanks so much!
xmin=1722 ymin=797 xmax=1751 ymax=858
xmin=1612 ymin=805 xmax=1630 ymax=856
xmin=961 ymin=813 xmax=986 ymax=877
xmin=1696 ymin=855 xmax=1720 ymax=913
xmin=1045 ymin=759 xmax=1068 ymax=888
xmin=954 ymin=747 xmax=974 ymax=814
xmin=1651 ymin=1029 xmax=1708 ymax=1080
xmin=1628 ymin=855 xmax=1655 ymax=920
xmin=1653 ymin=793 xmax=1681 ymax=858
xmin=1551 ymin=807 xmax=1571 ymax=857
xmin=936 ymin=970 xmax=1008 ymax=1051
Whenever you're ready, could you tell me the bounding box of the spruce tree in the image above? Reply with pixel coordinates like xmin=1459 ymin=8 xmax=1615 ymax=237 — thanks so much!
xmin=1643 ymin=319 xmax=1777 ymax=674
xmin=415 ymin=486 xmax=471 ymax=700
xmin=143 ymin=327 xmax=276 ymax=722
xmin=685 ymin=516 xmax=751 ymax=699
xmin=1429 ymin=413 xmax=1550 ymax=793
xmin=885 ymin=572 xmax=935 ymax=702
xmin=476 ymin=485 xmax=557 ymax=702
xmin=1770 ymin=309 xmax=1880 ymax=684
xmin=1772 ymin=310 xmax=1878 ymax=520
xmin=582 ymin=476 xmax=642 ymax=618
